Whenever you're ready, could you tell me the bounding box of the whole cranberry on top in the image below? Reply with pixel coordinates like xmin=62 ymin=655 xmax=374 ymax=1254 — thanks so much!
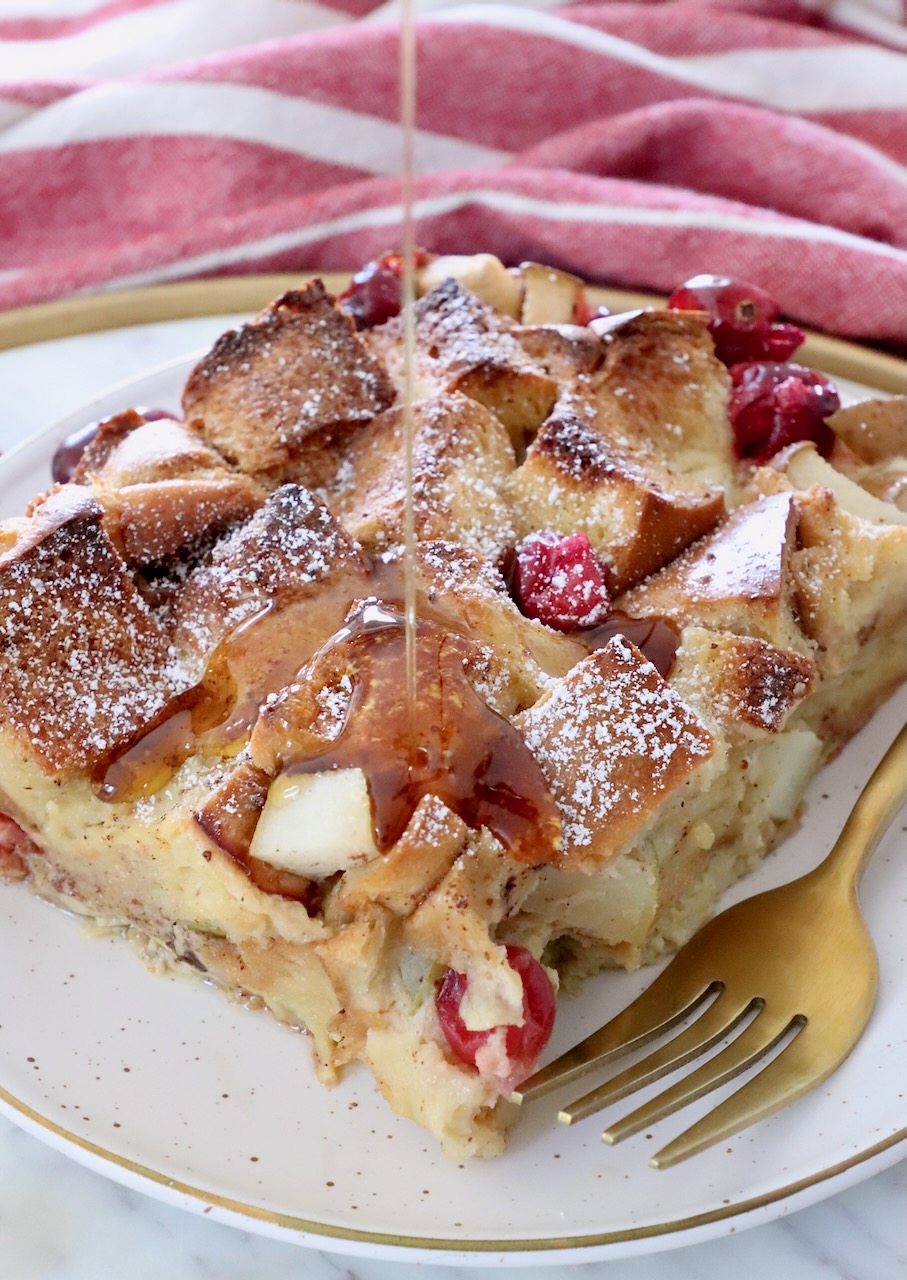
xmin=667 ymin=274 xmax=804 ymax=367
xmin=339 ymin=255 xmax=404 ymax=330
xmin=339 ymin=250 xmax=431 ymax=330
xmin=728 ymin=361 xmax=840 ymax=465
xmin=511 ymin=531 xmax=612 ymax=632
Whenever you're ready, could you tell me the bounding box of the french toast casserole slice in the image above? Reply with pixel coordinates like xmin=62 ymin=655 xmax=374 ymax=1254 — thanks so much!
xmin=1 ymin=257 xmax=904 ymax=1159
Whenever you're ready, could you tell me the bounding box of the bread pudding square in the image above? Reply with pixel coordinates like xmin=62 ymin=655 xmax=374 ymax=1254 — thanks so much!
xmin=1 ymin=255 xmax=904 ymax=1164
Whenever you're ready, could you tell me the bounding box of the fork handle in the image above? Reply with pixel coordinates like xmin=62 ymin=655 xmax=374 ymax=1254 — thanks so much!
xmin=817 ymin=725 xmax=906 ymax=890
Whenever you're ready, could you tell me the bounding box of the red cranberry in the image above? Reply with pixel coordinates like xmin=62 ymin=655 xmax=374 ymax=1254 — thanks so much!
xmin=667 ymin=274 xmax=804 ymax=366
xmin=340 ymin=259 xmax=402 ymax=330
xmin=435 ymin=944 xmax=555 ymax=1083
xmin=511 ymin=531 xmax=612 ymax=632
xmin=729 ymin=362 xmax=840 ymax=464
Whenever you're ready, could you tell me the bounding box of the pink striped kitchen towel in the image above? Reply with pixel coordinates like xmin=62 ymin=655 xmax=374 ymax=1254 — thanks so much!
xmin=0 ymin=0 xmax=904 ymax=343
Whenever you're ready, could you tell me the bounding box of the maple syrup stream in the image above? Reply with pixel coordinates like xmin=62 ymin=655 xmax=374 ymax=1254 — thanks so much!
xmin=400 ymin=0 xmax=419 ymax=728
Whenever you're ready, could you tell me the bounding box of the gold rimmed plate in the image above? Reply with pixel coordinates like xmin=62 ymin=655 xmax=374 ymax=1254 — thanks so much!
xmin=0 ymin=280 xmax=904 ymax=1265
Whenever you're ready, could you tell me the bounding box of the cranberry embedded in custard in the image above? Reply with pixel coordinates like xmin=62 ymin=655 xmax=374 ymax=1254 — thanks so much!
xmin=435 ymin=945 xmax=556 ymax=1084
xmin=511 ymin=531 xmax=612 ymax=632
xmin=667 ymin=274 xmax=804 ymax=366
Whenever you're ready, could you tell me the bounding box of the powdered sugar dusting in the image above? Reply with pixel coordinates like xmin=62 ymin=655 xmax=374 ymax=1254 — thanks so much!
xmin=520 ymin=637 xmax=714 ymax=860
xmin=177 ymin=485 xmax=362 ymax=653
xmin=0 ymin=500 xmax=192 ymax=774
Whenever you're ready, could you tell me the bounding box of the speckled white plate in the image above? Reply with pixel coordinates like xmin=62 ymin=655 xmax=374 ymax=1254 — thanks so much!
xmin=0 ymin=288 xmax=905 ymax=1266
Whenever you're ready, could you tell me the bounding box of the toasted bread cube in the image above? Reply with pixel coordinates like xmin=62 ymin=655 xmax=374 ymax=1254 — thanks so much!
xmin=70 ymin=408 xmax=159 ymax=478
xmin=513 ymin=323 xmax=603 ymax=385
xmin=106 ymin=477 xmax=265 ymax=568
xmin=789 ymin=486 xmax=907 ymax=680
xmin=669 ymin=626 xmax=816 ymax=743
xmin=174 ymin=484 xmax=369 ymax=661
xmin=182 ymin=280 xmax=395 ymax=478
xmin=309 ymin=392 xmax=516 ymax=563
xmin=620 ymin=492 xmax=813 ymax=656
xmin=77 ymin=415 xmax=265 ymax=566
xmin=194 ymin=759 xmax=271 ymax=862
xmin=0 ymin=487 xmax=189 ymax=776
xmin=367 ymin=279 xmax=557 ymax=444
xmin=516 ymin=637 xmax=715 ymax=871
xmin=507 ymin=410 xmax=725 ymax=594
xmin=828 ymin=396 xmax=906 ymax=464
xmin=753 ymin=460 xmax=907 ymax=697
xmin=587 ymin=308 xmax=736 ymax=494
xmin=74 ymin=411 xmax=212 ymax=484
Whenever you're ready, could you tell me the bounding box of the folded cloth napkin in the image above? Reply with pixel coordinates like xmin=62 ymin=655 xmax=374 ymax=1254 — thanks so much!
xmin=0 ymin=0 xmax=904 ymax=343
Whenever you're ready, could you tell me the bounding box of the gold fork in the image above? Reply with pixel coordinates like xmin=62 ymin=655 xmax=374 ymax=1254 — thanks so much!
xmin=514 ymin=725 xmax=906 ymax=1168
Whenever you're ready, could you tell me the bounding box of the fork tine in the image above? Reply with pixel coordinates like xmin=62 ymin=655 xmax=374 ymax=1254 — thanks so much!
xmin=600 ymin=1010 xmax=802 ymax=1147
xmin=512 ymin=969 xmax=721 ymax=1105
xmin=558 ymin=993 xmax=761 ymax=1126
xmin=649 ymin=1022 xmax=846 ymax=1168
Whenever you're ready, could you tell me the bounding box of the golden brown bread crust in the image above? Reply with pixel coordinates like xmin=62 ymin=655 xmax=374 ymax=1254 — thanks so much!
xmin=75 ymin=415 xmax=266 ymax=568
xmin=669 ymin=627 xmax=816 ymax=742
xmin=70 ymin=408 xmax=152 ymax=478
xmin=173 ymin=483 xmax=369 ymax=662
xmin=585 ymin=309 xmax=736 ymax=490
xmin=77 ymin=413 xmax=251 ymax=487
xmin=0 ymin=487 xmax=189 ymax=776
xmin=508 ymin=408 xmax=726 ymax=593
xmin=287 ymin=392 xmax=517 ymax=563
xmin=512 ymin=322 xmax=603 ymax=383
xmin=182 ymin=280 xmax=396 ymax=478
xmin=516 ymin=637 xmax=716 ymax=871
xmin=620 ymin=491 xmax=811 ymax=654
xmin=367 ymin=278 xmax=558 ymax=443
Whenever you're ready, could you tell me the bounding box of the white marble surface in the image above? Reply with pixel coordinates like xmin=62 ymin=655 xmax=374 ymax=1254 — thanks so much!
xmin=0 ymin=316 xmax=905 ymax=1280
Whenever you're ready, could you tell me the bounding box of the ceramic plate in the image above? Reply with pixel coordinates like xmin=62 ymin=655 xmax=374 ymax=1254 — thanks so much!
xmin=0 ymin=287 xmax=904 ymax=1266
